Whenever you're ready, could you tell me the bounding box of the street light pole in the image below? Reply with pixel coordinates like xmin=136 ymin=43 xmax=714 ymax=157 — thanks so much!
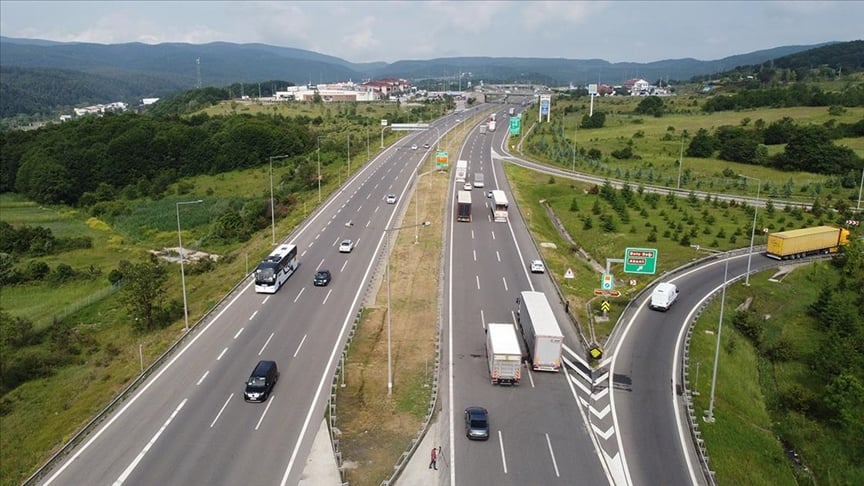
xmin=385 ymin=221 xmax=432 ymax=396
xmin=176 ymin=199 xmax=203 ymax=332
xmin=347 ymin=133 xmax=351 ymax=176
xmin=381 ymin=126 xmax=389 ymax=149
xmin=269 ymin=155 xmax=290 ymax=245
xmin=386 ymin=230 xmax=392 ymax=395
xmin=739 ymin=175 xmax=761 ymax=286
xmin=317 ymin=136 xmax=327 ymax=203
xmin=705 ymin=251 xmax=730 ymax=423
xmin=677 ymin=133 xmax=685 ymax=190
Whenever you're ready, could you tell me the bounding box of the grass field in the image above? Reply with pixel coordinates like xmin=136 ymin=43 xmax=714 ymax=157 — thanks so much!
xmin=688 ymin=263 xmax=863 ymax=484
xmin=502 ymin=161 xmax=841 ymax=342
xmin=519 ymin=98 xmax=864 ymax=205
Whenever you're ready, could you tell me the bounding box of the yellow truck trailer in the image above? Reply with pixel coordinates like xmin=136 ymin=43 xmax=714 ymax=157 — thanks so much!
xmin=766 ymin=226 xmax=850 ymax=260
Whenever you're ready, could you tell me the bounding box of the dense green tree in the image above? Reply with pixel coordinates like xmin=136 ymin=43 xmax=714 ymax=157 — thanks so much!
xmin=686 ymin=128 xmax=717 ymax=158
xmin=772 ymin=126 xmax=861 ymax=174
xmin=634 ymin=96 xmax=664 ymax=117
xmin=117 ymin=256 xmax=169 ymax=332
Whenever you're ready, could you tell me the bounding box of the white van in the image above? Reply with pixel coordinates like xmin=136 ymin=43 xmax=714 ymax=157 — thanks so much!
xmin=649 ymin=283 xmax=679 ymax=311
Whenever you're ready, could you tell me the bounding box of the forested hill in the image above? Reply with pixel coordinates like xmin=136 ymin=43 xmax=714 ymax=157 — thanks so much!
xmin=0 ymin=36 xmax=840 ymax=119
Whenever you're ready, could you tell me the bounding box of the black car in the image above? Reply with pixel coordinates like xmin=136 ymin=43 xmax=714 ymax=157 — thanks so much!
xmin=244 ymin=360 xmax=278 ymax=402
xmin=313 ymin=269 xmax=332 ymax=286
xmin=464 ymin=406 xmax=489 ymax=440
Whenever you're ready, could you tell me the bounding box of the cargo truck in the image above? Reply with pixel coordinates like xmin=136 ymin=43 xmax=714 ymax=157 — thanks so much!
xmin=456 ymin=190 xmax=472 ymax=222
xmin=766 ymin=225 xmax=850 ymax=260
xmin=517 ymin=291 xmax=564 ymax=372
xmin=508 ymin=107 xmax=515 ymax=116
xmin=485 ymin=323 xmax=522 ymax=385
xmin=455 ymin=159 xmax=468 ymax=183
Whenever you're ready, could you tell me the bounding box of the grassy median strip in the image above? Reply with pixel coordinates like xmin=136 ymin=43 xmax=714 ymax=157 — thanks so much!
xmin=334 ymin=118 xmax=481 ymax=486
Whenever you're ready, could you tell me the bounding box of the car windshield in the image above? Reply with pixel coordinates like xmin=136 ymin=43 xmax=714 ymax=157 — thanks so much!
xmin=470 ymin=418 xmax=487 ymax=428
xmin=247 ymin=377 xmax=266 ymax=389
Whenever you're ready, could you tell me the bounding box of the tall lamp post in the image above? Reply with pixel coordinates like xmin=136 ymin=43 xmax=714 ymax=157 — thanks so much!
xmin=269 ymin=155 xmax=290 ymax=245
xmin=317 ymin=136 xmax=328 ymax=203
xmin=433 ymin=127 xmax=442 ymax=151
xmin=347 ymin=133 xmax=351 ymax=176
xmin=380 ymin=125 xmax=390 ymax=149
xmin=176 ymin=199 xmax=203 ymax=331
xmin=385 ymin=221 xmax=432 ymax=395
xmin=739 ymin=175 xmax=761 ymax=286
xmin=705 ymin=249 xmax=729 ymax=423
xmin=676 ymin=133 xmax=685 ymax=190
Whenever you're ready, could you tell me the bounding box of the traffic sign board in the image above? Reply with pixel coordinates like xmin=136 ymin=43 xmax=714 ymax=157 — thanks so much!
xmin=601 ymin=273 xmax=614 ymax=290
xmin=600 ymin=300 xmax=611 ymax=312
xmin=564 ymin=268 xmax=575 ymax=279
xmin=624 ymin=247 xmax=658 ymax=274
xmin=594 ymin=289 xmax=622 ymax=297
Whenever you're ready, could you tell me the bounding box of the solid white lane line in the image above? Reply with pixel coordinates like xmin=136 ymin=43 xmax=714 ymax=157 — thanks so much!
xmin=210 ymin=394 xmax=233 ymax=428
xmin=216 ymin=347 xmax=228 ymax=360
xmin=498 ymin=430 xmax=508 ymax=474
xmin=196 ymin=370 xmax=209 ymax=386
xmin=113 ymin=398 xmax=187 ymax=486
xmin=545 ymin=433 xmax=560 ymax=477
xmin=294 ymin=334 xmax=307 ymax=358
xmin=254 ymin=396 xmax=275 ymax=431
xmin=258 ymin=333 xmax=274 ymax=356
xmin=233 ymin=328 xmax=244 ymax=339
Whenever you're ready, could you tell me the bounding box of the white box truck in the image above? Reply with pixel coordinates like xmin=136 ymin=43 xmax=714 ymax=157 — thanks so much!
xmin=517 ymin=291 xmax=564 ymax=372
xmin=486 ymin=323 xmax=522 ymax=385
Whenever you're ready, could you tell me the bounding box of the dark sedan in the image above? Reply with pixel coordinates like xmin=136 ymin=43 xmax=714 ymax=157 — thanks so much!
xmin=313 ymin=269 xmax=332 ymax=286
xmin=464 ymin=406 xmax=489 ymax=441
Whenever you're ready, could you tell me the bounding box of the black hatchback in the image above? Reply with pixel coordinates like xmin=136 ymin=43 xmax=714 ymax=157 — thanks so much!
xmin=313 ymin=269 xmax=332 ymax=286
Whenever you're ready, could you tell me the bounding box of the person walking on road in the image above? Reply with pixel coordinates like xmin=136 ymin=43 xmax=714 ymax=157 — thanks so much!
xmin=429 ymin=446 xmax=438 ymax=470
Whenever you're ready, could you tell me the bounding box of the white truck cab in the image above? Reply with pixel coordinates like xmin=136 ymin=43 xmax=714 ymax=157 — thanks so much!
xmin=649 ymin=282 xmax=679 ymax=311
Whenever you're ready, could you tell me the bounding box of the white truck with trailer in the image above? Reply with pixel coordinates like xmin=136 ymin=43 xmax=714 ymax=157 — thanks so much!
xmin=517 ymin=291 xmax=564 ymax=372
xmin=485 ymin=323 xmax=522 ymax=385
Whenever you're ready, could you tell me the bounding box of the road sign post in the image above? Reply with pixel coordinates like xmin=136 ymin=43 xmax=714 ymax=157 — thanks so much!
xmin=624 ymin=248 xmax=658 ymax=274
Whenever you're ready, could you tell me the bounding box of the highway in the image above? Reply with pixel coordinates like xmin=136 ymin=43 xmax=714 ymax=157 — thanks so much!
xmin=445 ymin=109 xmax=609 ymax=485
xmin=36 ymin=102 xmax=774 ymax=486
xmin=38 ymin=115 xmax=462 ymax=486
xmin=609 ymin=251 xmax=780 ymax=486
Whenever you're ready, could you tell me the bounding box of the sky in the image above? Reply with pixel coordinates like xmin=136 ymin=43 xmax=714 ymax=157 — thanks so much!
xmin=1 ymin=1 xmax=862 ymax=64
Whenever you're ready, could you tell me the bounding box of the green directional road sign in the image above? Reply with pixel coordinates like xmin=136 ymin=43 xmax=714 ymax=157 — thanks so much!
xmin=509 ymin=115 xmax=521 ymax=136
xmin=624 ymin=247 xmax=658 ymax=274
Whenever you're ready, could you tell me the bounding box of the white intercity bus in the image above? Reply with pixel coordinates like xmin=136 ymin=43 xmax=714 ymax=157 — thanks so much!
xmin=254 ymin=244 xmax=298 ymax=293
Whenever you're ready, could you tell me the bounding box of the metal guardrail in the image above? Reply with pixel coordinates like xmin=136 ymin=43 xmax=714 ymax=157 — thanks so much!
xmin=22 ymin=271 xmax=255 ymax=486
